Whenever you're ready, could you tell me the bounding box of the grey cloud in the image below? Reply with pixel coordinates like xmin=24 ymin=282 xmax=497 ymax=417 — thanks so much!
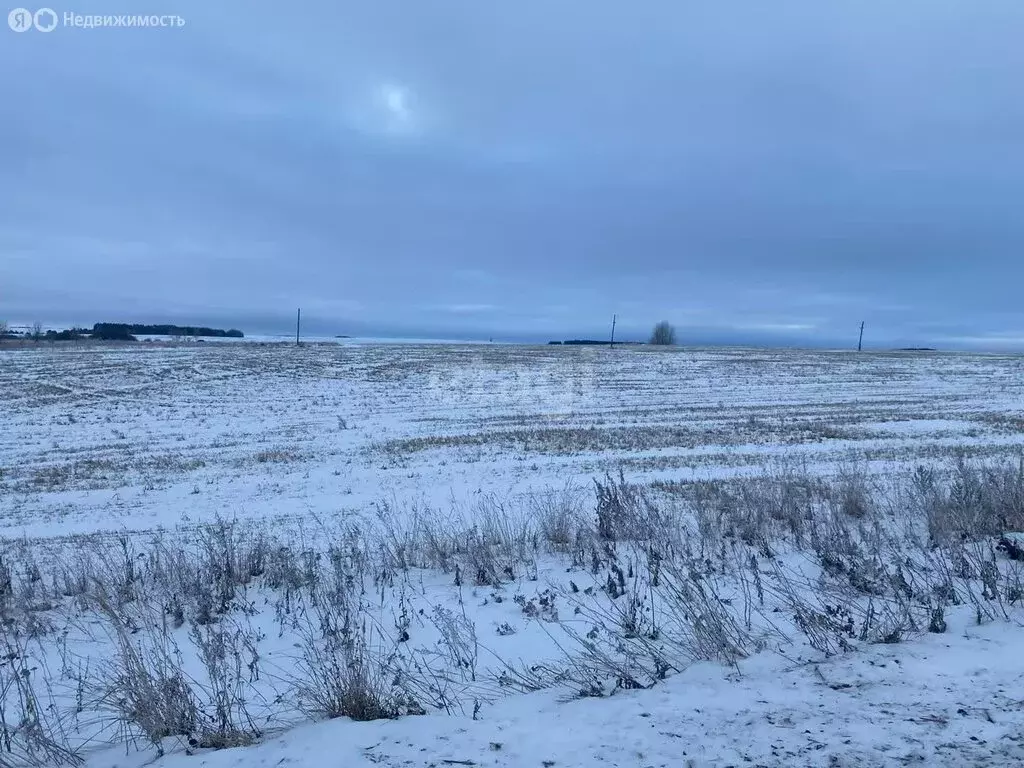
xmin=2 ymin=0 xmax=1024 ymax=348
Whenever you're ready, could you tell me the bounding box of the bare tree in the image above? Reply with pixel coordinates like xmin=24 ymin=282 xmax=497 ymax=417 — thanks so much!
xmin=649 ymin=321 xmax=677 ymax=346
xmin=0 ymin=320 xmax=7 ymax=338
xmin=32 ymin=321 xmax=44 ymax=342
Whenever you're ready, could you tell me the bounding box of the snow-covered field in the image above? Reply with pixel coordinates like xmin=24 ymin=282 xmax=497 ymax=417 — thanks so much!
xmin=4 ymin=343 xmax=1024 ymax=539
xmin=1 ymin=342 xmax=1024 ymax=767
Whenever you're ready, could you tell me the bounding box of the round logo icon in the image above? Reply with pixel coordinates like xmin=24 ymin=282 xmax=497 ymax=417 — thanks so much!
xmin=8 ymin=7 xmax=33 ymax=31
xmin=33 ymin=7 xmax=57 ymax=31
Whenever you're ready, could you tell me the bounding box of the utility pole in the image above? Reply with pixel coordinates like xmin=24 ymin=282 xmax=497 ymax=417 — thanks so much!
xmin=609 ymin=314 xmax=617 ymax=348
xmin=296 ymin=308 xmax=301 ymax=346
xmin=857 ymin=321 xmax=864 ymax=352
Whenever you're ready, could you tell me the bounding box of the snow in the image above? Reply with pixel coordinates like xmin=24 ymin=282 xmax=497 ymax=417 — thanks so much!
xmin=90 ymin=609 xmax=1024 ymax=768
xmin=134 ymin=334 xmax=497 ymax=345
xmin=3 ymin=342 xmax=1024 ymax=767
xmin=3 ymin=343 xmax=1024 ymax=539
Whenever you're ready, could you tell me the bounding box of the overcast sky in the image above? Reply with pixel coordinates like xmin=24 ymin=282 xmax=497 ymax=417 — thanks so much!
xmin=3 ymin=1 xmax=1023 ymax=347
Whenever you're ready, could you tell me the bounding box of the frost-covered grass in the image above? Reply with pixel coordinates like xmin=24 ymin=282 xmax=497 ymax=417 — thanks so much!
xmin=1 ymin=343 xmax=1024 ymax=766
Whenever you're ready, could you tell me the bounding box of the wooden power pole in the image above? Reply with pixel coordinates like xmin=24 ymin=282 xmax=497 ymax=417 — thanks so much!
xmin=296 ymin=308 xmax=301 ymax=346
xmin=857 ymin=321 xmax=865 ymax=352
xmin=610 ymin=314 xmax=617 ymax=348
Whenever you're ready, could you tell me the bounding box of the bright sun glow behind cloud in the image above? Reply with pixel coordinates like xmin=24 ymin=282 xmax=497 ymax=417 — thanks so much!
xmin=376 ymin=81 xmax=416 ymax=135
xmin=338 ymin=80 xmax=421 ymax=138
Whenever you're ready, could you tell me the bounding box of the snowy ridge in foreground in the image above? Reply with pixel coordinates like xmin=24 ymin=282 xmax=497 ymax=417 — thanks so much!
xmin=93 ymin=611 xmax=1024 ymax=768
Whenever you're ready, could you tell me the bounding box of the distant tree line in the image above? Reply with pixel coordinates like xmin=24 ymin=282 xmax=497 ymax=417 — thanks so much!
xmin=548 ymin=339 xmax=646 ymax=346
xmin=91 ymin=323 xmax=244 ymax=340
xmin=546 ymin=322 xmax=680 ymax=347
xmin=46 ymin=328 xmax=88 ymax=341
xmin=0 ymin=322 xmax=245 ymax=342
